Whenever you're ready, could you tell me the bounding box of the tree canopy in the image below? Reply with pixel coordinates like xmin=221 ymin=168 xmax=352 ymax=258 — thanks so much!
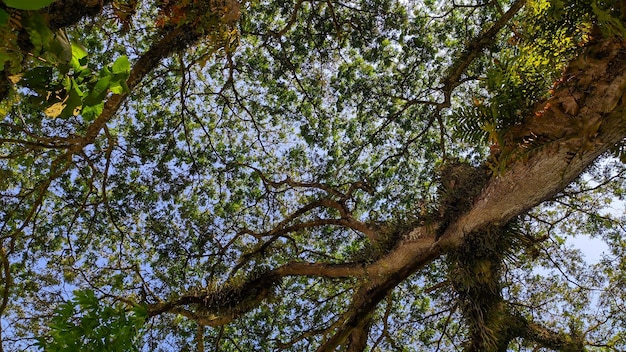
xmin=1 ymin=0 xmax=626 ymax=350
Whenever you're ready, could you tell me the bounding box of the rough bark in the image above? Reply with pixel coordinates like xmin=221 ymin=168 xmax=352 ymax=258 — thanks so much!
xmin=440 ymin=37 xmax=626 ymax=249
xmin=346 ymin=316 xmax=372 ymax=352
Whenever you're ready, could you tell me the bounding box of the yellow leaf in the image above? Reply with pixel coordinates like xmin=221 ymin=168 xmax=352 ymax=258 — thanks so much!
xmin=8 ymin=74 xmax=22 ymax=84
xmin=44 ymin=102 xmax=66 ymax=118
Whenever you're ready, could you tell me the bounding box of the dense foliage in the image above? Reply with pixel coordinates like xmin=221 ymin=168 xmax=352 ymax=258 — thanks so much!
xmin=1 ymin=0 xmax=625 ymax=351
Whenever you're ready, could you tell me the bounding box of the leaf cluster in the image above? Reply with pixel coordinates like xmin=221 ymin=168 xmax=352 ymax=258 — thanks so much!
xmin=0 ymin=12 xmax=131 ymax=120
xmin=36 ymin=290 xmax=147 ymax=352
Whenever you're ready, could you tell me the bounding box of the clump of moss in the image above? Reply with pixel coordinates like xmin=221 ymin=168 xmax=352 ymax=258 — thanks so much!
xmin=436 ymin=159 xmax=490 ymax=237
xmin=192 ymin=269 xmax=282 ymax=320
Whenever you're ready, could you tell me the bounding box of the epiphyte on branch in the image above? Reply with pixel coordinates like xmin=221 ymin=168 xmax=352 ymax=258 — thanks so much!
xmin=437 ymin=160 xmax=489 ymax=234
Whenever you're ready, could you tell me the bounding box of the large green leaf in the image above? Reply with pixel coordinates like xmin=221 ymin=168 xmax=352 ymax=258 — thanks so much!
xmin=3 ymin=0 xmax=54 ymax=10
xmin=111 ymin=55 xmax=130 ymax=76
xmin=0 ymin=8 xmax=9 ymax=25
xmin=81 ymin=100 xmax=104 ymax=121
xmin=23 ymin=13 xmax=54 ymax=55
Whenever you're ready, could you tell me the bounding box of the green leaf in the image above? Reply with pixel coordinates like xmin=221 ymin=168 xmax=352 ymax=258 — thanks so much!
xmin=0 ymin=52 xmax=10 ymax=71
xmin=78 ymin=67 xmax=92 ymax=78
xmin=109 ymin=82 xmax=125 ymax=95
xmin=111 ymin=55 xmax=130 ymax=76
xmin=120 ymin=80 xmax=130 ymax=94
xmin=0 ymin=9 xmax=9 ymax=26
xmin=3 ymin=0 xmax=55 ymax=10
xmin=70 ymin=41 xmax=88 ymax=71
xmin=59 ymin=78 xmax=84 ymax=118
xmin=71 ymin=41 xmax=88 ymax=61
xmin=18 ymin=67 xmax=52 ymax=91
xmin=23 ymin=13 xmax=54 ymax=55
xmin=109 ymin=78 xmax=130 ymax=94
xmin=47 ymin=30 xmax=73 ymax=64
xmin=37 ymin=290 xmax=145 ymax=352
xmin=83 ymin=75 xmax=110 ymax=106
xmin=81 ymin=101 xmax=104 ymax=122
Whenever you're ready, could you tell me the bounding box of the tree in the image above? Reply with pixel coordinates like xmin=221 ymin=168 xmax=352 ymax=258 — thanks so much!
xmin=0 ymin=0 xmax=625 ymax=350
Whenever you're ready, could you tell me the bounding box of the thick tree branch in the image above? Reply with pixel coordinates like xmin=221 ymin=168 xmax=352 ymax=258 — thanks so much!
xmin=439 ymin=37 xmax=626 ymax=249
xmin=146 ymin=261 xmax=367 ymax=325
xmin=147 ymin=271 xmax=281 ymax=326
xmin=318 ymin=36 xmax=626 ymax=351
xmin=512 ymin=314 xmax=585 ymax=351
xmin=346 ymin=311 xmax=371 ymax=352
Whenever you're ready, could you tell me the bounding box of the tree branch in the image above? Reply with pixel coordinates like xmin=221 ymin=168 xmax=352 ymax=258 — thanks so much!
xmin=438 ymin=37 xmax=626 ymax=249
xmin=317 ymin=36 xmax=626 ymax=351
xmin=146 ymin=261 xmax=368 ymax=325
xmin=441 ymin=0 xmax=527 ymax=104
xmin=513 ymin=314 xmax=585 ymax=351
